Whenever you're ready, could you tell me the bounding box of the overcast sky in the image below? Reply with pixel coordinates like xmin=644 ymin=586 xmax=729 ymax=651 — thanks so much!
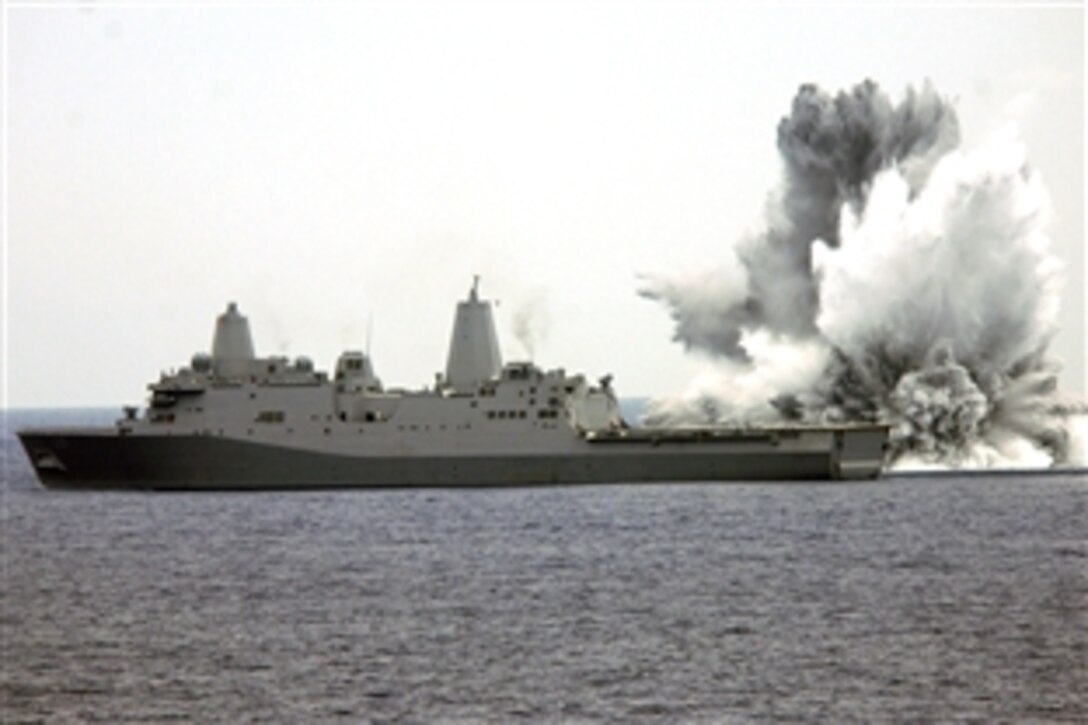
xmin=5 ymin=2 xmax=1084 ymax=408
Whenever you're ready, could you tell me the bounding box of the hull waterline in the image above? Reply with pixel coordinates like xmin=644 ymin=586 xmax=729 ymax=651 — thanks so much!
xmin=18 ymin=425 xmax=888 ymax=490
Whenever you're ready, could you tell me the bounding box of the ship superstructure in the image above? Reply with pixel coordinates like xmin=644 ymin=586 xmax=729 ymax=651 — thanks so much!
xmin=19 ymin=281 xmax=888 ymax=488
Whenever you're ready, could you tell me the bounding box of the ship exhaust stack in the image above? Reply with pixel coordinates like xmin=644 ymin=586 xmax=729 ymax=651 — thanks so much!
xmin=211 ymin=302 xmax=256 ymax=377
xmin=445 ymin=277 xmax=502 ymax=391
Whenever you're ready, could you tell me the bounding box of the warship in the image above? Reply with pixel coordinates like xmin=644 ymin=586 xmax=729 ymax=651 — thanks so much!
xmin=19 ymin=281 xmax=888 ymax=488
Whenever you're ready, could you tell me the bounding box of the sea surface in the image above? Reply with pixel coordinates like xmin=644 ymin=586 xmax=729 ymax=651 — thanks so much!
xmin=2 ymin=409 xmax=1085 ymax=722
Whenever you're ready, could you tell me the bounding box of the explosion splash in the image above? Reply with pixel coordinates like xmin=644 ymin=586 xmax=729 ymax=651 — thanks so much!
xmin=641 ymin=80 xmax=1085 ymax=469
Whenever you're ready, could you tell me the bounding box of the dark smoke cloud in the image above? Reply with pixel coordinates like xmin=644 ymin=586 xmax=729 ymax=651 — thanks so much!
xmin=642 ymin=79 xmax=1084 ymax=468
xmin=778 ymin=80 xmax=959 ymax=229
xmin=644 ymin=79 xmax=960 ymax=355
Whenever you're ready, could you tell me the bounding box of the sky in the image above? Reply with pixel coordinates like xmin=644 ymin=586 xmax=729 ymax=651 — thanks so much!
xmin=4 ymin=1 xmax=1084 ymax=408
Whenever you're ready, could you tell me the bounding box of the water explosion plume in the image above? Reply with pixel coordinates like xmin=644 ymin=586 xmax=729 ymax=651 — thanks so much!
xmin=641 ymin=79 xmax=1085 ymax=468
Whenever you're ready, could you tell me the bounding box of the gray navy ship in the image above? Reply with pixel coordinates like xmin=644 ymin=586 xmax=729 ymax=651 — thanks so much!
xmin=19 ymin=281 xmax=888 ymax=488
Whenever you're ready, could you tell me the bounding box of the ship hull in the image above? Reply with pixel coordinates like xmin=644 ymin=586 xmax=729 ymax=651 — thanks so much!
xmin=18 ymin=426 xmax=887 ymax=489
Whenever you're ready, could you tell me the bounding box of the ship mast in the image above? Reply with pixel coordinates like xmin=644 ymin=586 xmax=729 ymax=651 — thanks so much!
xmin=444 ymin=277 xmax=502 ymax=392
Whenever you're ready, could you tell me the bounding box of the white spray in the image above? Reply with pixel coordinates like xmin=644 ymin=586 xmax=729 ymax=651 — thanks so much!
xmin=642 ymin=80 xmax=1085 ymax=468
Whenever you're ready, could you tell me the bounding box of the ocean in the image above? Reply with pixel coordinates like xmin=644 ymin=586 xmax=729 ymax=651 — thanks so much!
xmin=2 ymin=409 xmax=1085 ymax=722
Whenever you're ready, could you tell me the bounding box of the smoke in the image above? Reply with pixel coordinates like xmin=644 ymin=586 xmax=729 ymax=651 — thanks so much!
xmin=642 ymin=79 xmax=1084 ymax=469
xmin=511 ymin=290 xmax=551 ymax=361
xmin=644 ymin=79 xmax=961 ymax=353
xmin=644 ymin=329 xmax=831 ymax=426
xmin=638 ymin=255 xmax=751 ymax=358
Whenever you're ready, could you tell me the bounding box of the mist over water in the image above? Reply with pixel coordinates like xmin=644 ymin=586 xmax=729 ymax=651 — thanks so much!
xmin=641 ymin=80 xmax=1086 ymax=469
